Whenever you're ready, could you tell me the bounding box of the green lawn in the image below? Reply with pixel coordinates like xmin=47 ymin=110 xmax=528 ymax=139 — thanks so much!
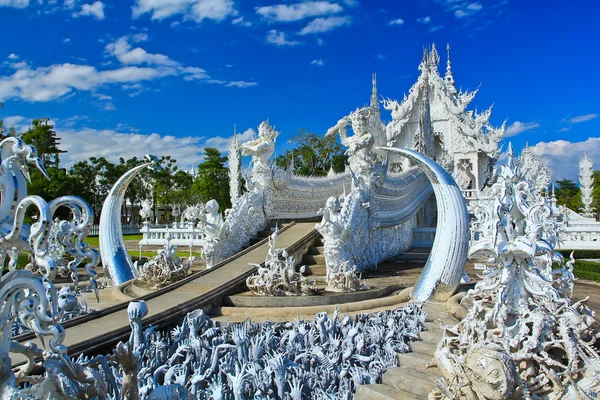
xmin=84 ymin=234 xmax=143 ymax=247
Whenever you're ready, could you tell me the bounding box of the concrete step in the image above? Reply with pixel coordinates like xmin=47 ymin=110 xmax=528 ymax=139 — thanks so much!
xmin=418 ymin=330 xmax=443 ymax=344
xmin=306 ymin=264 xmax=326 ymax=275
xmin=382 ymin=366 xmax=439 ymax=398
xmin=396 ymin=352 xmax=433 ymax=369
xmin=355 ymin=384 xmax=422 ymax=400
xmin=303 ymin=254 xmax=325 ymax=265
xmin=410 ymin=340 xmax=438 ymax=356
xmin=307 ymin=246 xmax=325 ymax=255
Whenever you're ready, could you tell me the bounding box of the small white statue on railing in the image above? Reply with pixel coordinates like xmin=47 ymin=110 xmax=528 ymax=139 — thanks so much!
xmin=183 ymin=203 xmax=205 ymax=226
xmin=246 ymin=227 xmax=316 ymax=296
xmin=139 ymin=198 xmax=153 ymax=222
xmin=325 ymin=261 xmax=369 ymax=292
xmin=136 ymin=232 xmax=192 ymax=289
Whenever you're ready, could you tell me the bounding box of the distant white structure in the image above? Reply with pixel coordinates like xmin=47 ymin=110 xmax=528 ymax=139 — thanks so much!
xmin=383 ymin=43 xmax=504 ymax=198
xmin=579 ymin=152 xmax=596 ymax=219
xmin=517 ymin=144 xmax=552 ymax=195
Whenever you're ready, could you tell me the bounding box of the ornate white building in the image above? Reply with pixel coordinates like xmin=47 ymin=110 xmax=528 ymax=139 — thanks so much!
xmin=383 ymin=44 xmax=505 ymax=197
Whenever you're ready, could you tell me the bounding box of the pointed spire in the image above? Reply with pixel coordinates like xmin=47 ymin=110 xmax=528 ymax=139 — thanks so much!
xmin=445 ymin=43 xmax=458 ymax=96
xmin=370 ymin=73 xmax=379 ymax=110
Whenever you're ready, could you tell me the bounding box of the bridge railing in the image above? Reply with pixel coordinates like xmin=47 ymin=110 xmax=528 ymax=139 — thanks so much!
xmin=139 ymin=223 xmax=205 ymax=246
xmin=90 ymin=224 xmax=141 ymax=236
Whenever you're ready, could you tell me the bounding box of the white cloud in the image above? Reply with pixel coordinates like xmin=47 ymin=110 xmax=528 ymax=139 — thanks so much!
xmin=429 ymin=25 xmax=444 ymax=32
xmin=0 ymin=0 xmax=29 ymax=8
xmin=256 ymin=1 xmax=342 ymax=22
xmin=454 ymin=2 xmax=482 ymax=18
xmin=53 ymin=123 xmax=258 ymax=169
xmin=63 ymin=0 xmax=76 ymax=9
xmin=388 ymin=18 xmax=404 ymax=26
xmin=232 ymin=16 xmax=251 ymax=26
xmin=529 ymin=137 xmax=600 ymax=181
xmin=106 ymin=35 xmax=180 ymax=67
xmin=2 ymin=115 xmax=29 ymax=132
xmin=568 ymin=113 xmax=598 ymax=124
xmin=0 ymin=61 xmax=178 ymax=102
xmin=225 ymin=81 xmax=257 ymax=88
xmin=7 ymin=53 xmax=19 ymax=60
xmin=342 ymin=0 xmax=358 ymax=6
xmin=417 ymin=16 xmax=430 ymax=24
xmin=203 ymin=127 xmax=255 ymax=152
xmin=73 ymin=1 xmax=105 ymax=20
xmin=63 ymin=38 xmax=71 ymax=43
xmin=299 ymin=16 xmax=351 ymax=35
xmin=132 ymin=0 xmax=238 ymax=23
xmin=317 ymin=38 xmax=324 ymax=46
xmin=504 ymin=121 xmax=540 ymax=138
xmin=265 ymin=30 xmax=302 ymax=46
xmin=0 ymin=35 xmax=254 ymax=103
xmin=311 ymin=59 xmax=324 ymax=66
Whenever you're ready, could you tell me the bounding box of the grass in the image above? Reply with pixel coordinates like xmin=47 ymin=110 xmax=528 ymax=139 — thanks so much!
xmin=84 ymin=234 xmax=143 ymax=247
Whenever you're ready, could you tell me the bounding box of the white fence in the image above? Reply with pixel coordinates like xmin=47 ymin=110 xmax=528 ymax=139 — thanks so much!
xmin=139 ymin=222 xmax=204 ymax=246
xmin=90 ymin=224 xmax=141 ymax=236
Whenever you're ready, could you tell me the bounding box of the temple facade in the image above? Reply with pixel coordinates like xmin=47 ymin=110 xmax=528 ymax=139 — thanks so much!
xmin=382 ymin=43 xmax=505 ymax=197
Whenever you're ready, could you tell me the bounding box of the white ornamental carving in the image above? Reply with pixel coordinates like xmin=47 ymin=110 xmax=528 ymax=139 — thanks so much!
xmin=432 ymin=145 xmax=600 ymax=399
xmin=246 ymin=227 xmax=316 ymax=296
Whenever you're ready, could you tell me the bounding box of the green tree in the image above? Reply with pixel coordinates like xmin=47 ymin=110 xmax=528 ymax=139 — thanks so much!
xmin=555 ymin=178 xmax=582 ymax=211
xmin=21 ymin=119 xmax=63 ymax=168
xmin=192 ymin=148 xmax=230 ymax=211
xmin=275 ymin=129 xmax=347 ymax=176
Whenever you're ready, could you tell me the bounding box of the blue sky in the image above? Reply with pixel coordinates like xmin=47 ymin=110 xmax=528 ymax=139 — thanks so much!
xmin=0 ymin=0 xmax=599 ymax=181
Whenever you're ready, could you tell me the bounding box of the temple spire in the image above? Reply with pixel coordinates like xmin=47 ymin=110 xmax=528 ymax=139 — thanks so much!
xmin=445 ymin=43 xmax=458 ymax=96
xmin=370 ymin=73 xmax=379 ymax=110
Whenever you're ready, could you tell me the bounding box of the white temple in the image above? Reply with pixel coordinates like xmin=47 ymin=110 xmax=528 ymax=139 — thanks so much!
xmin=383 ymin=44 xmax=504 ymax=197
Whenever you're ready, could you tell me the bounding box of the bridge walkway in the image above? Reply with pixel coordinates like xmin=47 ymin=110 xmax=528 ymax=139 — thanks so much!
xmin=12 ymin=222 xmax=318 ymax=366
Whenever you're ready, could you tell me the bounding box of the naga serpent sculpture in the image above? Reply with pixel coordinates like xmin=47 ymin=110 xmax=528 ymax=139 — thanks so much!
xmin=99 ymin=155 xmax=159 ymax=286
xmin=378 ymin=147 xmax=469 ymax=302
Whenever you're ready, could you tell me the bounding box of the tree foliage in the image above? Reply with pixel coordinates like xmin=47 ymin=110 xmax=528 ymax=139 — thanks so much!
xmin=554 ymin=178 xmax=582 ymax=212
xmin=275 ymin=129 xmax=347 ymax=176
xmin=192 ymin=147 xmax=230 ymax=211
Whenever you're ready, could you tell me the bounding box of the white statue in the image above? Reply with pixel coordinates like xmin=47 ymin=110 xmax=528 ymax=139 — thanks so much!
xmin=517 ymin=144 xmax=552 ymax=196
xmin=140 ymin=198 xmax=153 ymax=222
xmin=326 ymin=107 xmax=376 ymax=189
xmin=137 ymin=233 xmax=192 ymax=289
xmin=199 ymin=199 xmax=224 ymax=268
xmin=325 ymin=261 xmax=369 ymax=293
xmin=229 ymin=128 xmax=242 ymax=205
xmin=431 ymin=145 xmax=600 ymax=399
xmin=182 ymin=203 xmax=204 ymax=225
xmin=316 ymin=196 xmax=352 ymax=281
xmin=579 ymin=152 xmax=596 ymax=219
xmin=246 ymin=227 xmax=316 ymax=296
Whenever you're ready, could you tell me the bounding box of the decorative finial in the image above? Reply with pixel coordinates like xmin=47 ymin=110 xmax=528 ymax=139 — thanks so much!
xmin=445 ymin=43 xmax=458 ymax=96
xmin=370 ymin=73 xmax=379 ymax=110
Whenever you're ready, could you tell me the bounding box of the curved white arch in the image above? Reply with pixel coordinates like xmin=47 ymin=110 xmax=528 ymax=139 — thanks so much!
xmin=378 ymin=147 xmax=469 ymax=302
xmin=99 ymin=161 xmax=153 ymax=286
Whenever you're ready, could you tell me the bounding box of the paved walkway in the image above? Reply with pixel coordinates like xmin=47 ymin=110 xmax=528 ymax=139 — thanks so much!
xmin=12 ymin=223 xmax=316 ymax=366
